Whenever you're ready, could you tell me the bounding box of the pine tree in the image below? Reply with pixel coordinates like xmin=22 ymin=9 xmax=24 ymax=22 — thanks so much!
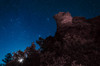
xmin=2 ymin=53 xmax=12 ymax=66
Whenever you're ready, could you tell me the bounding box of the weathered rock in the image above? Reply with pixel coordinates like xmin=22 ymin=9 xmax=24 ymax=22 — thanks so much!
xmin=54 ymin=12 xmax=100 ymax=45
xmin=54 ymin=12 xmax=73 ymax=28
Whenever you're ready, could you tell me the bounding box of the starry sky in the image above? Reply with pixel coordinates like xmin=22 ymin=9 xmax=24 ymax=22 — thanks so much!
xmin=0 ymin=0 xmax=100 ymax=63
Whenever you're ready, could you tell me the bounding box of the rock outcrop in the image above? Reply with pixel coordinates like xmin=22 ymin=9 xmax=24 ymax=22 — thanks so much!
xmin=54 ymin=12 xmax=100 ymax=45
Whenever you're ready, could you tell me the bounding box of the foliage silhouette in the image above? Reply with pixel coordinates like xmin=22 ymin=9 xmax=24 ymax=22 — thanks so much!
xmin=2 ymin=53 xmax=12 ymax=64
xmin=0 ymin=53 xmax=12 ymax=66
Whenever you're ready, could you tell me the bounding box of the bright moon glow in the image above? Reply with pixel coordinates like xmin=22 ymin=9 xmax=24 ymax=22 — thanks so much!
xmin=18 ymin=58 xmax=24 ymax=63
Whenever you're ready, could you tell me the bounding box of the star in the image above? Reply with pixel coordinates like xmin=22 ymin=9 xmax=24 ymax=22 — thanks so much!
xmin=23 ymin=30 xmax=27 ymax=33
xmin=39 ymin=35 xmax=41 ymax=37
xmin=10 ymin=19 xmax=13 ymax=22
xmin=1 ymin=26 xmax=6 ymax=30
xmin=46 ymin=18 xmax=50 ymax=21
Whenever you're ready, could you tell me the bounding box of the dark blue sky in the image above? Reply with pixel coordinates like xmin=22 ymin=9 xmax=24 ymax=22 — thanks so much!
xmin=0 ymin=0 xmax=100 ymax=63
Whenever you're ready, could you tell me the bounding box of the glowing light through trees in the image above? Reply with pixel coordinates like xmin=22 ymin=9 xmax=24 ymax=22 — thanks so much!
xmin=18 ymin=58 xmax=24 ymax=63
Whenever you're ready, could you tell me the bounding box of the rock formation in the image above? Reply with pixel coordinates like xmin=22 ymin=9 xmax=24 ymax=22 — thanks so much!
xmin=6 ymin=12 xmax=100 ymax=66
xmin=40 ymin=12 xmax=100 ymax=66
xmin=54 ymin=12 xmax=100 ymax=45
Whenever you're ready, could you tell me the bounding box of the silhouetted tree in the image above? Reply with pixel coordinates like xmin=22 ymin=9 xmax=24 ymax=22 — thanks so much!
xmin=2 ymin=53 xmax=12 ymax=64
xmin=6 ymin=43 xmax=40 ymax=66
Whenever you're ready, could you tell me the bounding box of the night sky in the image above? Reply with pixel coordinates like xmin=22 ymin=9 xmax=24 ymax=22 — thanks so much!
xmin=0 ymin=0 xmax=100 ymax=63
